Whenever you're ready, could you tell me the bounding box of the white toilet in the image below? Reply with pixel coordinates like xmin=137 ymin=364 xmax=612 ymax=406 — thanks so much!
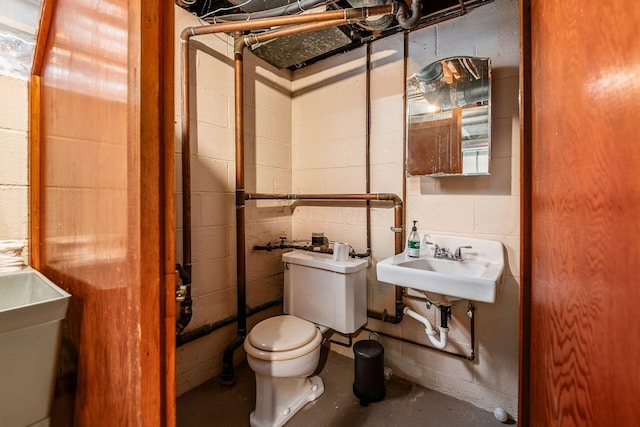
xmin=244 ymin=250 xmax=368 ymax=427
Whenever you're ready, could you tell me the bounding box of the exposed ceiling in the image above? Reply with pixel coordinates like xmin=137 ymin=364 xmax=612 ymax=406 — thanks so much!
xmin=177 ymin=0 xmax=494 ymax=70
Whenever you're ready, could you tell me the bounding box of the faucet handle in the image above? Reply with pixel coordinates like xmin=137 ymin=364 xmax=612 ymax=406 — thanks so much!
xmin=454 ymin=245 xmax=472 ymax=260
xmin=422 ymin=234 xmax=434 ymax=245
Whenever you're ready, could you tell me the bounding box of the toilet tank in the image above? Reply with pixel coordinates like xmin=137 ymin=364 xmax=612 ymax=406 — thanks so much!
xmin=283 ymin=250 xmax=367 ymax=334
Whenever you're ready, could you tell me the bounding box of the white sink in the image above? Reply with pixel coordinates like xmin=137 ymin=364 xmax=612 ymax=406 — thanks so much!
xmin=376 ymin=234 xmax=505 ymax=303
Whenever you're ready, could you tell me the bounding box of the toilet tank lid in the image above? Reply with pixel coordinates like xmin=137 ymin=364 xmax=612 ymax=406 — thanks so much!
xmin=249 ymin=315 xmax=318 ymax=351
xmin=283 ymin=250 xmax=367 ymax=273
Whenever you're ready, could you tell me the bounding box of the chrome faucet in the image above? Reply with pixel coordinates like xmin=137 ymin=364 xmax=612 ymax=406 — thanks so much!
xmin=423 ymin=235 xmax=472 ymax=261
xmin=454 ymin=245 xmax=472 ymax=260
xmin=433 ymin=245 xmax=472 ymax=261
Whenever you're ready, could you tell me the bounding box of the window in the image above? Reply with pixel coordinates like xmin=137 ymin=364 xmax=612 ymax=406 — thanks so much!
xmin=0 ymin=0 xmax=42 ymax=79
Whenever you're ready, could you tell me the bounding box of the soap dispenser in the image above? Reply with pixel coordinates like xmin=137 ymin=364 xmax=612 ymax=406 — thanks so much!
xmin=408 ymin=220 xmax=420 ymax=258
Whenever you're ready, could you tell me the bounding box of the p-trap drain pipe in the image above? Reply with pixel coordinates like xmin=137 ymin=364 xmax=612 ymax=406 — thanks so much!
xmin=403 ymin=306 xmax=449 ymax=349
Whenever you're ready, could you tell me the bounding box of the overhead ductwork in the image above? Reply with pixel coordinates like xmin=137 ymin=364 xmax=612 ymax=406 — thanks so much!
xmin=176 ymin=0 xmax=495 ymax=70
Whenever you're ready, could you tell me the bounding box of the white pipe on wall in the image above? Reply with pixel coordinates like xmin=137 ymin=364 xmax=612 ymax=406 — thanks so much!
xmin=403 ymin=306 xmax=449 ymax=349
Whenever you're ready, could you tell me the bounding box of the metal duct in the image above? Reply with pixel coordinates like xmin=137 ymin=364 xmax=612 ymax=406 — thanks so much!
xmin=250 ymin=27 xmax=353 ymax=69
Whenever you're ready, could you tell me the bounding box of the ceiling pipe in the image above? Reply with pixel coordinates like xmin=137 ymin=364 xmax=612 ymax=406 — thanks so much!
xmin=396 ymin=0 xmax=422 ymax=29
xmin=208 ymin=0 xmax=336 ymax=22
xmin=175 ymin=0 xmax=197 ymax=8
xmin=243 ymin=20 xmax=350 ymax=46
xmin=181 ymin=5 xmax=396 ymax=39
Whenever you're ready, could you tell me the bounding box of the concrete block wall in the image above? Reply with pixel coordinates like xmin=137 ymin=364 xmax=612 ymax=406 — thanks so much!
xmin=0 ymin=74 xmax=29 ymax=263
xmin=291 ymin=0 xmax=520 ymax=418
xmin=174 ymin=8 xmax=293 ymax=395
xmin=291 ymin=50 xmax=369 ymax=251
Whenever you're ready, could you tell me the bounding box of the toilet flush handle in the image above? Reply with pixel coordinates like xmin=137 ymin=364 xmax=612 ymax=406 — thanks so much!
xmin=284 ymin=263 xmax=290 ymax=269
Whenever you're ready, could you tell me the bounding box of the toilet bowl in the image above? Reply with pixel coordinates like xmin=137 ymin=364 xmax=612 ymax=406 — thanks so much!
xmin=244 ymin=315 xmax=324 ymax=427
xmin=244 ymin=250 xmax=368 ymax=427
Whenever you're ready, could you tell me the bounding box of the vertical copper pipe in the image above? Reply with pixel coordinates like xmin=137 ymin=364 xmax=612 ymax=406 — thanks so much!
xmin=234 ymin=34 xmax=246 ymax=334
xmin=180 ymin=37 xmax=192 ymax=271
xmin=402 ymin=31 xmax=408 ymax=251
xmin=222 ymin=34 xmax=247 ymax=385
xmin=365 ymin=43 xmax=372 ymax=254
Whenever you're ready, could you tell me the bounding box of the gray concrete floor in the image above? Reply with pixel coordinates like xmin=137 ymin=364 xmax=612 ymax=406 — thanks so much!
xmin=177 ymin=347 xmax=514 ymax=426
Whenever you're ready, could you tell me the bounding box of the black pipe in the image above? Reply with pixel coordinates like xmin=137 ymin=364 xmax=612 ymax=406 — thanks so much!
xmin=367 ymin=308 xmax=402 ymax=324
xmin=176 ymin=263 xmax=193 ymax=334
xmin=363 ymin=303 xmax=476 ymax=361
xmin=221 ymin=335 xmax=245 ymax=386
xmin=440 ymin=305 xmax=452 ymax=329
xmin=363 ymin=326 xmax=474 ymax=361
xmin=176 ymin=296 xmax=283 ymax=347
xmin=325 ymin=333 xmax=353 ymax=348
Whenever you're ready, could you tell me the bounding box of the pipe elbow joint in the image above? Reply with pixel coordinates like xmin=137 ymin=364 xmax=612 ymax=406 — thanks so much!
xmin=396 ymin=0 xmax=422 ymax=29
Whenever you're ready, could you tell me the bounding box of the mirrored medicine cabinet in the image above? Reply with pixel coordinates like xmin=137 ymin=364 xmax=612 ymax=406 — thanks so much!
xmin=406 ymin=56 xmax=491 ymax=177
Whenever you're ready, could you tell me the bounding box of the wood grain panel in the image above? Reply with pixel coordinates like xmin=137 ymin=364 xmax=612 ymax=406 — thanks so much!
xmin=32 ymin=0 xmax=175 ymax=425
xmin=29 ymin=75 xmax=41 ymax=269
xmin=526 ymin=0 xmax=640 ymax=424
xmin=408 ymin=107 xmax=462 ymax=175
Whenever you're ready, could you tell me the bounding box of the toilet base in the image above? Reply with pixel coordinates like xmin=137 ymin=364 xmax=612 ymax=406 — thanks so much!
xmin=250 ymin=374 xmax=324 ymax=427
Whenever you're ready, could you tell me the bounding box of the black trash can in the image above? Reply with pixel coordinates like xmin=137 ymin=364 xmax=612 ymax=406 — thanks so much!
xmin=353 ymin=338 xmax=385 ymax=406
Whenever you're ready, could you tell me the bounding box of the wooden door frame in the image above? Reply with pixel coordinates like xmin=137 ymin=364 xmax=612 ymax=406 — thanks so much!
xmin=28 ymin=0 xmax=176 ymax=424
xmin=518 ymin=0 xmax=532 ymax=424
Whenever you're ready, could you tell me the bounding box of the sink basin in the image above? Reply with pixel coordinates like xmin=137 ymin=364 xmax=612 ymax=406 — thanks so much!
xmin=376 ymin=234 xmax=505 ymax=303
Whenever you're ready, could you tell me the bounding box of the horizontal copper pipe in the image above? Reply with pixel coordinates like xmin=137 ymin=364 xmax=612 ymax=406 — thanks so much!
xmin=246 ymin=191 xmax=405 ymax=322
xmin=181 ymin=5 xmax=395 ymax=40
xmin=246 ymin=192 xmax=401 ymax=204
xmin=243 ymin=19 xmax=350 ymax=46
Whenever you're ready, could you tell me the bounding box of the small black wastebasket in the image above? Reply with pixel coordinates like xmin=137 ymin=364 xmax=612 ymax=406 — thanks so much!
xmin=353 ymin=338 xmax=385 ymax=406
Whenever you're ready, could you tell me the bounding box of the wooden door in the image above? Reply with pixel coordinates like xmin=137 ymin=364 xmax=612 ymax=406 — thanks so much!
xmin=521 ymin=0 xmax=640 ymax=424
xmin=30 ymin=0 xmax=175 ymax=425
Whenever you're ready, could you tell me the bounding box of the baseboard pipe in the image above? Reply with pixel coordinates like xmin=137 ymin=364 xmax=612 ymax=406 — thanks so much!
xmin=176 ymin=297 xmax=283 ymax=347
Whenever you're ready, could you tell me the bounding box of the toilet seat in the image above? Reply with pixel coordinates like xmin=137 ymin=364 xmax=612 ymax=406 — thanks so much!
xmin=245 ymin=315 xmax=322 ymax=362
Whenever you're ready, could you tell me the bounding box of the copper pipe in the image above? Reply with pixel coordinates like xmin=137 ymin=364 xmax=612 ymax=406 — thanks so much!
xmin=402 ymin=31 xmax=408 ymax=247
xmin=246 ymin=191 xmax=405 ymax=322
xmin=458 ymin=0 xmax=467 ymax=14
xmin=365 ymin=43 xmax=372 ymax=255
xmin=234 ymin=34 xmax=246 ymax=335
xmin=180 ymin=39 xmax=191 ymax=271
xmin=222 ymin=34 xmax=247 ymax=385
xmin=181 ymin=5 xmax=394 ymax=39
xmin=243 ymin=19 xmax=350 ymax=46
